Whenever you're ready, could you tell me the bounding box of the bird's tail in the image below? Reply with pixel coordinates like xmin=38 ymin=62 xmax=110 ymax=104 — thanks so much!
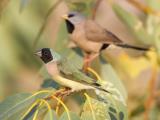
xmin=94 ymin=86 xmax=111 ymax=94
xmin=116 ymin=44 xmax=149 ymax=51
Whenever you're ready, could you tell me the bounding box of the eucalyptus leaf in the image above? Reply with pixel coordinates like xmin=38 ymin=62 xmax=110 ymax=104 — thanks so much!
xmin=7 ymin=106 xmax=35 ymax=120
xmin=130 ymin=104 xmax=145 ymax=117
xmin=149 ymin=105 xmax=160 ymax=120
xmin=100 ymin=63 xmax=127 ymax=104
xmin=146 ymin=15 xmax=160 ymax=55
xmin=145 ymin=0 xmax=160 ymax=10
xmin=41 ymin=79 xmax=60 ymax=89
xmin=82 ymin=97 xmax=109 ymax=120
xmin=82 ymin=95 xmax=127 ymax=120
xmin=0 ymin=91 xmax=51 ymax=120
xmin=0 ymin=93 xmax=32 ymax=120
xmin=59 ymin=111 xmax=80 ymax=120
xmin=19 ymin=0 xmax=31 ymax=12
xmin=66 ymin=0 xmax=94 ymax=16
xmin=54 ymin=21 xmax=83 ymax=67
xmin=54 ymin=22 xmax=68 ymax=52
xmin=112 ymin=3 xmax=153 ymax=46
xmin=81 ymin=111 xmax=94 ymax=120
xmin=44 ymin=110 xmax=58 ymax=120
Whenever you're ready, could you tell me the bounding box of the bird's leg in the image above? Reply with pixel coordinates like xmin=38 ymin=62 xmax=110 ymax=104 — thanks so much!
xmin=83 ymin=54 xmax=91 ymax=71
xmin=83 ymin=53 xmax=99 ymax=72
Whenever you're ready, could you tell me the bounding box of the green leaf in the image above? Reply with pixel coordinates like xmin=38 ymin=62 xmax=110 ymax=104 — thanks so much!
xmin=41 ymin=79 xmax=60 ymax=89
xmin=0 ymin=91 xmax=51 ymax=120
xmin=100 ymin=63 xmax=127 ymax=103
xmin=7 ymin=107 xmax=34 ymax=120
xmin=149 ymin=104 xmax=160 ymax=120
xmin=145 ymin=0 xmax=160 ymax=10
xmin=97 ymin=61 xmax=128 ymax=119
xmin=81 ymin=111 xmax=95 ymax=120
xmin=44 ymin=110 xmax=58 ymax=120
xmin=153 ymin=20 xmax=160 ymax=56
xmin=146 ymin=15 xmax=160 ymax=55
xmin=66 ymin=0 xmax=94 ymax=16
xmin=82 ymin=95 xmax=127 ymax=120
xmin=130 ymin=104 xmax=145 ymax=117
xmin=19 ymin=0 xmax=31 ymax=12
xmin=112 ymin=3 xmax=153 ymax=46
xmin=80 ymin=60 xmax=128 ymax=120
xmin=54 ymin=22 xmax=68 ymax=52
xmin=59 ymin=111 xmax=80 ymax=120
xmin=67 ymin=2 xmax=87 ymax=12
xmin=54 ymin=22 xmax=83 ymax=67
xmin=0 ymin=93 xmax=32 ymax=120
xmin=82 ymin=98 xmax=109 ymax=120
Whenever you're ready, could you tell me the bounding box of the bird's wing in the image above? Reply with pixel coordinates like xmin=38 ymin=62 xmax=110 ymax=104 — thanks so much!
xmin=85 ymin=20 xmax=123 ymax=44
xmin=58 ymin=58 xmax=100 ymax=86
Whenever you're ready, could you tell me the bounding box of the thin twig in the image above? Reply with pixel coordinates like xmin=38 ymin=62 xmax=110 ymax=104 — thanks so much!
xmin=55 ymin=96 xmax=63 ymax=115
xmin=127 ymin=0 xmax=152 ymax=14
xmin=84 ymin=93 xmax=96 ymax=120
xmin=144 ymin=65 xmax=158 ymax=120
xmin=51 ymin=95 xmax=71 ymax=120
xmin=44 ymin=88 xmax=66 ymax=100
xmin=0 ymin=0 xmax=9 ymax=15
xmin=91 ymin=0 xmax=103 ymax=20
xmin=154 ymin=91 xmax=160 ymax=98
xmin=127 ymin=0 xmax=160 ymax=16
xmin=32 ymin=0 xmax=64 ymax=50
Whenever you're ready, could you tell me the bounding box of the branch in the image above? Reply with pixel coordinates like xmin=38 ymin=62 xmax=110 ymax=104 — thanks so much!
xmin=144 ymin=65 xmax=158 ymax=120
xmin=0 ymin=0 xmax=9 ymax=16
xmin=127 ymin=0 xmax=160 ymax=16
xmin=91 ymin=0 xmax=103 ymax=20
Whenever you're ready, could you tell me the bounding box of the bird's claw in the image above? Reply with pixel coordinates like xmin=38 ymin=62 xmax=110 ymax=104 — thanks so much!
xmin=54 ymin=88 xmax=72 ymax=98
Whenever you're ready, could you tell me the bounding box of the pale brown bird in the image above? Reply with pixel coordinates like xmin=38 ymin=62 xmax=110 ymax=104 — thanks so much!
xmin=62 ymin=11 xmax=149 ymax=69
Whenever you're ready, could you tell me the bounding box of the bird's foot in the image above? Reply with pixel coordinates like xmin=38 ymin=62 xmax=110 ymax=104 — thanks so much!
xmin=55 ymin=87 xmax=72 ymax=98
xmin=54 ymin=88 xmax=67 ymax=97
xmin=82 ymin=62 xmax=90 ymax=72
xmin=82 ymin=57 xmax=91 ymax=72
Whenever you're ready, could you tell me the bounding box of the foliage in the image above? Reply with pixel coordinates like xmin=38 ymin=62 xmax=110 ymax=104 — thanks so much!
xmin=0 ymin=0 xmax=128 ymax=119
xmin=3 ymin=0 xmax=160 ymax=120
xmin=112 ymin=0 xmax=160 ymax=119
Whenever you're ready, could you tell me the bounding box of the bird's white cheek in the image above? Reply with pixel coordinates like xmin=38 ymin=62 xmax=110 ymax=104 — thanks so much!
xmin=45 ymin=63 xmax=59 ymax=76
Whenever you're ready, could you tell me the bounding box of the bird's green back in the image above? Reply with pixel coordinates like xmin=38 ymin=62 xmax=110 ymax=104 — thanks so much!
xmin=57 ymin=57 xmax=100 ymax=85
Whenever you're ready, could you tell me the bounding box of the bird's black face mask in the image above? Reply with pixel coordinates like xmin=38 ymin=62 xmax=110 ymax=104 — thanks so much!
xmin=41 ymin=48 xmax=53 ymax=63
xmin=65 ymin=20 xmax=75 ymax=34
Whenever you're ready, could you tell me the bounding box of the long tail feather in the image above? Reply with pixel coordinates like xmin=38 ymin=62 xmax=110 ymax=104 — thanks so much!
xmin=117 ymin=44 xmax=149 ymax=51
xmin=94 ymin=86 xmax=111 ymax=94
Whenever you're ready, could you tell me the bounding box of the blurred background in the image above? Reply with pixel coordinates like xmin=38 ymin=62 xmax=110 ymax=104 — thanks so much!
xmin=0 ymin=0 xmax=160 ymax=119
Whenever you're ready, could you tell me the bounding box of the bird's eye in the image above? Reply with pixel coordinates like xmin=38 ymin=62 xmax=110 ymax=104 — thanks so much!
xmin=68 ymin=14 xmax=74 ymax=18
xmin=44 ymin=51 xmax=49 ymax=55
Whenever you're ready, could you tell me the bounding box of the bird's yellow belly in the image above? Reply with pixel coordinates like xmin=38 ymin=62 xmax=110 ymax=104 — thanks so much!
xmin=53 ymin=75 xmax=94 ymax=91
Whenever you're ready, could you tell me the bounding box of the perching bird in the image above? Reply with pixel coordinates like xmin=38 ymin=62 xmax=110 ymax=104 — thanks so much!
xmin=35 ymin=48 xmax=110 ymax=93
xmin=62 ymin=11 xmax=149 ymax=69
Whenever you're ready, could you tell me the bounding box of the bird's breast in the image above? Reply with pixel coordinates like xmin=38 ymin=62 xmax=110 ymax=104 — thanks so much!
xmin=70 ymin=25 xmax=102 ymax=53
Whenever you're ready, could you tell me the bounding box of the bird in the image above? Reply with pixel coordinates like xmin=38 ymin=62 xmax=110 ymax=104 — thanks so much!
xmin=35 ymin=48 xmax=110 ymax=94
xmin=62 ymin=11 xmax=149 ymax=69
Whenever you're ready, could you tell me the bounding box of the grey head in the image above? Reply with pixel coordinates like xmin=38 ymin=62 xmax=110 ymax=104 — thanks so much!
xmin=62 ymin=11 xmax=86 ymax=33
xmin=35 ymin=48 xmax=61 ymax=64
